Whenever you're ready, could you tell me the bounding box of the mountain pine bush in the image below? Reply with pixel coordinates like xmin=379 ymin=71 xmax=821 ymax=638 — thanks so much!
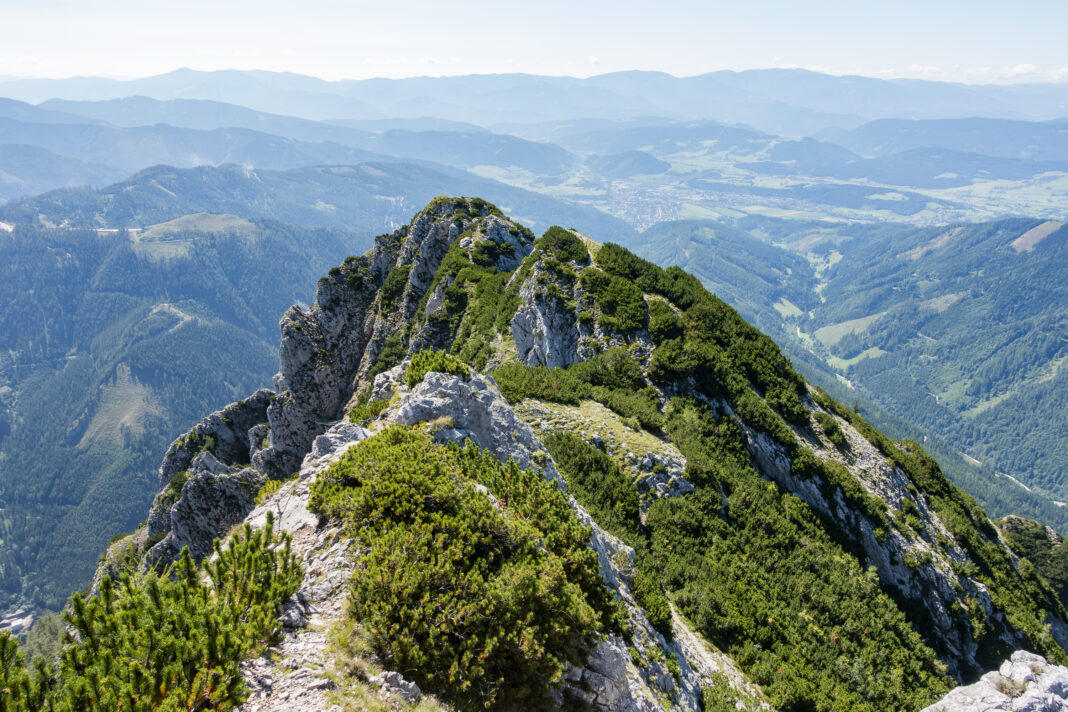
xmin=309 ymin=425 xmax=621 ymax=710
xmin=0 ymin=513 xmax=300 ymax=712
xmin=405 ymin=349 xmax=469 ymax=387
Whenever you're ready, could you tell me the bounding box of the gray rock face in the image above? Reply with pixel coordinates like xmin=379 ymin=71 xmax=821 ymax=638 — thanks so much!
xmin=148 ymin=453 xmax=265 ymax=565
xmin=256 ymin=257 xmax=379 ymax=478
xmin=512 ymin=279 xmax=582 ymax=368
xmin=378 ymin=202 xmax=533 ymax=361
xmin=369 ymin=363 xmax=406 ymax=403
xmin=922 ymin=651 xmax=1068 ymax=711
xmin=563 ymin=637 xmax=661 ymax=712
xmin=480 ymin=213 xmax=531 ymax=272
xmin=304 ymin=422 xmax=371 ymax=464
xmin=156 ymin=388 xmax=272 ymax=490
xmin=389 ymin=370 xmax=564 ymax=484
xmin=509 ymin=239 xmax=656 ymax=370
xmin=145 ymin=392 xmax=272 ymax=560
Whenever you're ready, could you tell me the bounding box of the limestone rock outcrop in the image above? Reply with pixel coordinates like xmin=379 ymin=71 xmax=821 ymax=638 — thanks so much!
xmin=922 ymin=651 xmax=1068 ymax=712
xmin=155 ymin=388 xmax=272 ymax=490
xmin=257 ymin=198 xmax=533 ymax=478
xmin=143 ymin=390 xmax=272 ymax=566
xmin=149 ymin=457 xmax=264 ymax=564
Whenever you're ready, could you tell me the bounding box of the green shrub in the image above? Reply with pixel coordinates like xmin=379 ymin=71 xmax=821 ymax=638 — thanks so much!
xmin=451 ymin=271 xmax=510 ymax=370
xmin=580 ymin=268 xmax=647 ymax=335
xmin=348 ymin=397 xmax=389 ymax=424
xmin=0 ymin=514 xmax=300 ymax=712
xmin=542 ymin=431 xmax=641 ymax=541
xmin=491 ymin=362 xmax=591 ymax=405
xmin=593 ymin=242 xmax=664 ymax=294
xmin=1000 ymin=517 xmax=1068 ymax=608
xmin=492 ymin=358 xmax=663 ymax=432
xmin=540 ymin=257 xmax=576 ymax=282
xmin=820 ymin=460 xmax=892 ymax=531
xmin=379 ymin=263 xmax=412 ymax=313
xmin=157 ymin=468 xmax=190 ymax=510
xmin=631 ymin=571 xmax=673 ymax=640
xmin=535 ymin=226 xmax=589 ymax=263
xmin=405 ymin=349 xmax=468 ymax=387
xmin=367 ymin=330 xmax=406 ymax=380
xmin=815 ymin=411 xmax=846 ymax=448
xmin=664 ymin=654 xmax=681 ymax=678
xmin=570 ymin=346 xmax=645 ymax=391
xmin=901 ymin=498 xmax=925 ymax=533
xmin=590 ymin=386 xmax=664 ymax=433
xmin=648 ymin=300 xmax=683 ymax=343
xmin=701 ymin=674 xmax=747 ymax=712
xmin=309 ymin=426 xmax=617 ymax=710
xmin=471 ymin=238 xmax=516 ymax=267
xmin=255 ymin=478 xmax=284 ymax=504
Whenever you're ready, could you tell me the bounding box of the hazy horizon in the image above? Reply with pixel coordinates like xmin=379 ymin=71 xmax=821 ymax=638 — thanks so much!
xmin=4 ymin=65 xmax=1068 ymax=88
xmin=3 ymin=0 xmax=1067 ymax=84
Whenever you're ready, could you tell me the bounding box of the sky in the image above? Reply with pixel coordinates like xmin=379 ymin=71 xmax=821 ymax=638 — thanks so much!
xmin=1 ymin=0 xmax=1066 ymax=83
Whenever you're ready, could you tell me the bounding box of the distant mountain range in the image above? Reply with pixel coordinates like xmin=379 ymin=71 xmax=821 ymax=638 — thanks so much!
xmin=0 ymin=162 xmax=636 ymax=241
xmin=822 ymin=117 xmax=1068 ymax=160
xmin=1 ymin=78 xmax=1066 ymax=227
xmin=3 ymin=68 xmax=1068 ymax=134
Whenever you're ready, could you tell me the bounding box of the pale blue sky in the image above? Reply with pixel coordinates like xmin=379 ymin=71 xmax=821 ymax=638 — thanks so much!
xmin=2 ymin=0 xmax=1066 ymax=83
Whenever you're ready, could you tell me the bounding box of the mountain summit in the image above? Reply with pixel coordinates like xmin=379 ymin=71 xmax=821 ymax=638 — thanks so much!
xmin=4 ymin=197 xmax=1066 ymax=711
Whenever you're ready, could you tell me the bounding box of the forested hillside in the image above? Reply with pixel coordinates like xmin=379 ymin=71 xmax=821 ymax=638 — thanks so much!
xmin=815 ymin=219 xmax=1068 ymax=495
xmin=626 ymin=216 xmax=1068 ymax=531
xmin=0 ymin=216 xmax=364 ymax=611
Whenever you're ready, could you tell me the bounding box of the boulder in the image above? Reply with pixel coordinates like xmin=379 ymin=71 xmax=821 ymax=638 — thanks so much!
xmin=922 ymin=651 xmax=1068 ymax=711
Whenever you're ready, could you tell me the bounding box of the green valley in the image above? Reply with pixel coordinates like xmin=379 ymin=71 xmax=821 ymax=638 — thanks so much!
xmin=626 ymin=215 xmax=1068 ymax=532
xmin=0 ymin=217 xmax=365 ymax=613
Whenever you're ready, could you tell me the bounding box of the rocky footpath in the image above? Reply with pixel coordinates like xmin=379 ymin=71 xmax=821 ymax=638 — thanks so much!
xmin=922 ymin=651 xmax=1068 ymax=711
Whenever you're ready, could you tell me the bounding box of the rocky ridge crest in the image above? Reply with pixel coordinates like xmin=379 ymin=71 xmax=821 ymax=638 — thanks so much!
xmin=104 ymin=197 xmax=1068 ymax=710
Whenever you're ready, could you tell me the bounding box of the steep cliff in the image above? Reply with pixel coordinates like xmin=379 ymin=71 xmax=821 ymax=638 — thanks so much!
xmin=73 ymin=197 xmax=1068 ymax=712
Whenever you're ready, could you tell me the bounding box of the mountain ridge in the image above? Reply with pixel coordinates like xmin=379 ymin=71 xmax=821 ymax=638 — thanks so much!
xmin=5 ymin=196 xmax=1056 ymax=712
